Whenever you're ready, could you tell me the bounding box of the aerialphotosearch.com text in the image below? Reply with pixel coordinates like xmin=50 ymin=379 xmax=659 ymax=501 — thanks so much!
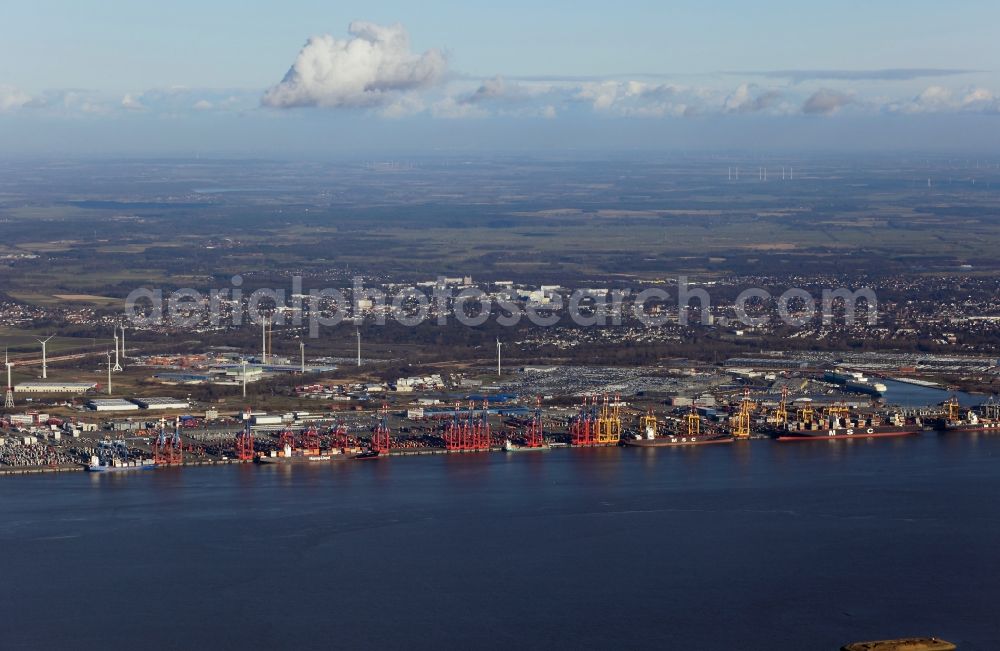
xmin=124 ymin=275 xmax=877 ymax=336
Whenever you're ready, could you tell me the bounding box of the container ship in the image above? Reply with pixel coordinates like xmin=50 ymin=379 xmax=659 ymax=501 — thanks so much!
xmin=503 ymin=438 xmax=551 ymax=452
xmin=504 ymin=403 xmax=549 ymax=451
xmin=86 ymin=441 xmax=156 ymax=472
xmin=255 ymin=424 xmax=365 ymax=464
xmin=625 ymin=432 xmax=734 ymax=447
xmin=938 ymin=398 xmax=1000 ymax=433
xmin=771 ymin=411 xmax=921 ymax=441
xmin=624 ymin=410 xmax=734 ymax=447
xmin=256 ymin=442 xmax=359 ymax=464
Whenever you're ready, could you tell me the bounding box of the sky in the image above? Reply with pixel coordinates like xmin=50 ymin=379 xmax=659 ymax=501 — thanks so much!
xmin=1 ymin=0 xmax=999 ymax=155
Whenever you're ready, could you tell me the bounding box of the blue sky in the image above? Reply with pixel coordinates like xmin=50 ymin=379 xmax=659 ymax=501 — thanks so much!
xmin=2 ymin=0 xmax=999 ymax=154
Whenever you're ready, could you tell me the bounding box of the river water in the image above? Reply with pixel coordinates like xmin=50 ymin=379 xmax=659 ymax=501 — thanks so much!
xmin=2 ymin=435 xmax=999 ymax=650
xmin=878 ymin=378 xmax=983 ymax=408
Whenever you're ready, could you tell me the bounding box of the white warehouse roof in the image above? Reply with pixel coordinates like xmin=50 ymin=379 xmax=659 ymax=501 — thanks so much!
xmin=86 ymin=399 xmax=140 ymax=411
xmin=15 ymin=382 xmax=96 ymax=393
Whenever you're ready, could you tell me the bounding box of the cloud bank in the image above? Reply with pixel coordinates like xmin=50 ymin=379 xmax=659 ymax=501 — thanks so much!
xmin=262 ymin=22 xmax=447 ymax=109
xmin=889 ymin=85 xmax=1000 ymax=114
xmin=0 ymin=86 xmax=32 ymax=112
xmin=802 ymin=89 xmax=854 ymax=115
xmin=3 ymin=23 xmax=998 ymax=127
xmin=120 ymin=93 xmax=145 ymax=111
xmin=723 ymin=84 xmax=784 ymax=114
xmin=737 ymin=68 xmax=976 ymax=83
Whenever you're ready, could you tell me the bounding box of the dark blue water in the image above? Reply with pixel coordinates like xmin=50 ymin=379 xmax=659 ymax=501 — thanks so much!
xmin=3 ymin=436 xmax=1000 ymax=650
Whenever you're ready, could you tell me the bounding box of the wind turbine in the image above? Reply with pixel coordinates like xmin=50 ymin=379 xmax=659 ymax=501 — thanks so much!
xmin=496 ymin=337 xmax=502 ymax=378
xmin=261 ymin=317 xmax=268 ymax=364
xmin=119 ymin=324 xmax=127 ymax=368
xmin=112 ymin=330 xmax=122 ymax=372
xmin=4 ymin=348 xmax=13 ymax=408
xmin=241 ymin=357 xmax=247 ymax=398
xmin=36 ymin=335 xmax=54 ymax=379
xmin=106 ymin=351 xmax=113 ymax=395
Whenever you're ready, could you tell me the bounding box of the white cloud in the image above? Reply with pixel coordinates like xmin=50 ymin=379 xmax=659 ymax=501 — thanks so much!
xmin=962 ymin=87 xmax=994 ymax=106
xmin=121 ymin=93 xmax=146 ymax=111
xmin=575 ymin=80 xmax=698 ymax=117
xmin=262 ymin=21 xmax=447 ymax=109
xmin=379 ymin=93 xmax=426 ymax=118
xmin=0 ymin=86 xmax=32 ymax=112
xmin=723 ymin=83 xmax=783 ymax=114
xmin=56 ymin=90 xmax=114 ymax=115
xmin=431 ymin=96 xmax=488 ymax=119
xmin=576 ymin=81 xmax=621 ymax=111
xmin=886 ymin=85 xmax=1000 ymax=114
xmin=802 ymin=89 xmax=854 ymax=115
xmin=193 ymin=99 xmax=214 ymax=111
xmin=462 ymin=76 xmax=558 ymax=105
xmin=465 ymin=76 xmax=512 ymax=103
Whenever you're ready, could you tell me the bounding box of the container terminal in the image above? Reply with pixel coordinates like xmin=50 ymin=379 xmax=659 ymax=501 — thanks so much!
xmin=1 ymin=381 xmax=997 ymax=474
xmin=1 ymin=335 xmax=998 ymax=473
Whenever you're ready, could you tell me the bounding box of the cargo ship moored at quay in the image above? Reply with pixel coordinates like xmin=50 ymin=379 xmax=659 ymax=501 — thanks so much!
xmin=770 ymin=412 xmax=922 ymax=441
xmin=936 ymin=397 xmax=1000 ymax=434
xmin=624 ymin=433 xmax=734 ymax=447
xmin=85 ymin=440 xmax=156 ymax=472
xmin=256 ymin=443 xmax=361 ymax=464
xmin=623 ymin=410 xmax=734 ymax=447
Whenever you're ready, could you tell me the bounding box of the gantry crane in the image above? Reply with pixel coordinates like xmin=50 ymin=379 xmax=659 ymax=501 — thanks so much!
xmin=733 ymin=388 xmax=753 ymax=439
xmin=686 ymin=402 xmax=701 ymax=438
xmin=235 ymin=411 xmax=255 ymax=461
xmin=775 ymin=387 xmax=789 ymax=426
xmin=945 ymin=397 xmax=961 ymax=423
xmin=152 ymin=417 xmax=183 ymax=465
xmin=640 ymin=411 xmax=659 ymax=439
xmin=524 ymin=397 xmax=545 ymax=448
xmin=371 ymin=403 xmax=391 ymax=454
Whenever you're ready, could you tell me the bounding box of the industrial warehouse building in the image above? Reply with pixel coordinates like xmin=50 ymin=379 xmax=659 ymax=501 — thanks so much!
xmin=86 ymin=398 xmax=140 ymax=412
xmin=15 ymin=382 xmax=97 ymax=394
xmin=154 ymin=372 xmax=212 ymax=384
xmin=130 ymin=397 xmax=190 ymax=410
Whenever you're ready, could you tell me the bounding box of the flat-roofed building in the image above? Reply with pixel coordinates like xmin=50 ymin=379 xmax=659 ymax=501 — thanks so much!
xmin=155 ymin=372 xmax=211 ymax=384
xmin=131 ymin=397 xmax=191 ymax=410
xmin=86 ymin=398 xmax=140 ymax=412
xmin=15 ymin=382 xmax=96 ymax=394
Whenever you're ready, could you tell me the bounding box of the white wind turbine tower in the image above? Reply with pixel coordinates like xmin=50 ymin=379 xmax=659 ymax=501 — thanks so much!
xmin=36 ymin=335 xmax=54 ymax=379
xmin=496 ymin=337 xmax=502 ymax=378
xmin=112 ymin=331 xmax=122 ymax=372
xmin=119 ymin=324 xmax=127 ymax=368
xmin=241 ymin=357 xmax=247 ymax=398
xmin=4 ymin=348 xmax=14 ymax=409
xmin=356 ymin=329 xmax=361 ymax=367
xmin=300 ymin=340 xmax=305 ymax=373
xmin=261 ymin=317 xmax=269 ymax=364
xmin=106 ymin=351 xmax=113 ymax=395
